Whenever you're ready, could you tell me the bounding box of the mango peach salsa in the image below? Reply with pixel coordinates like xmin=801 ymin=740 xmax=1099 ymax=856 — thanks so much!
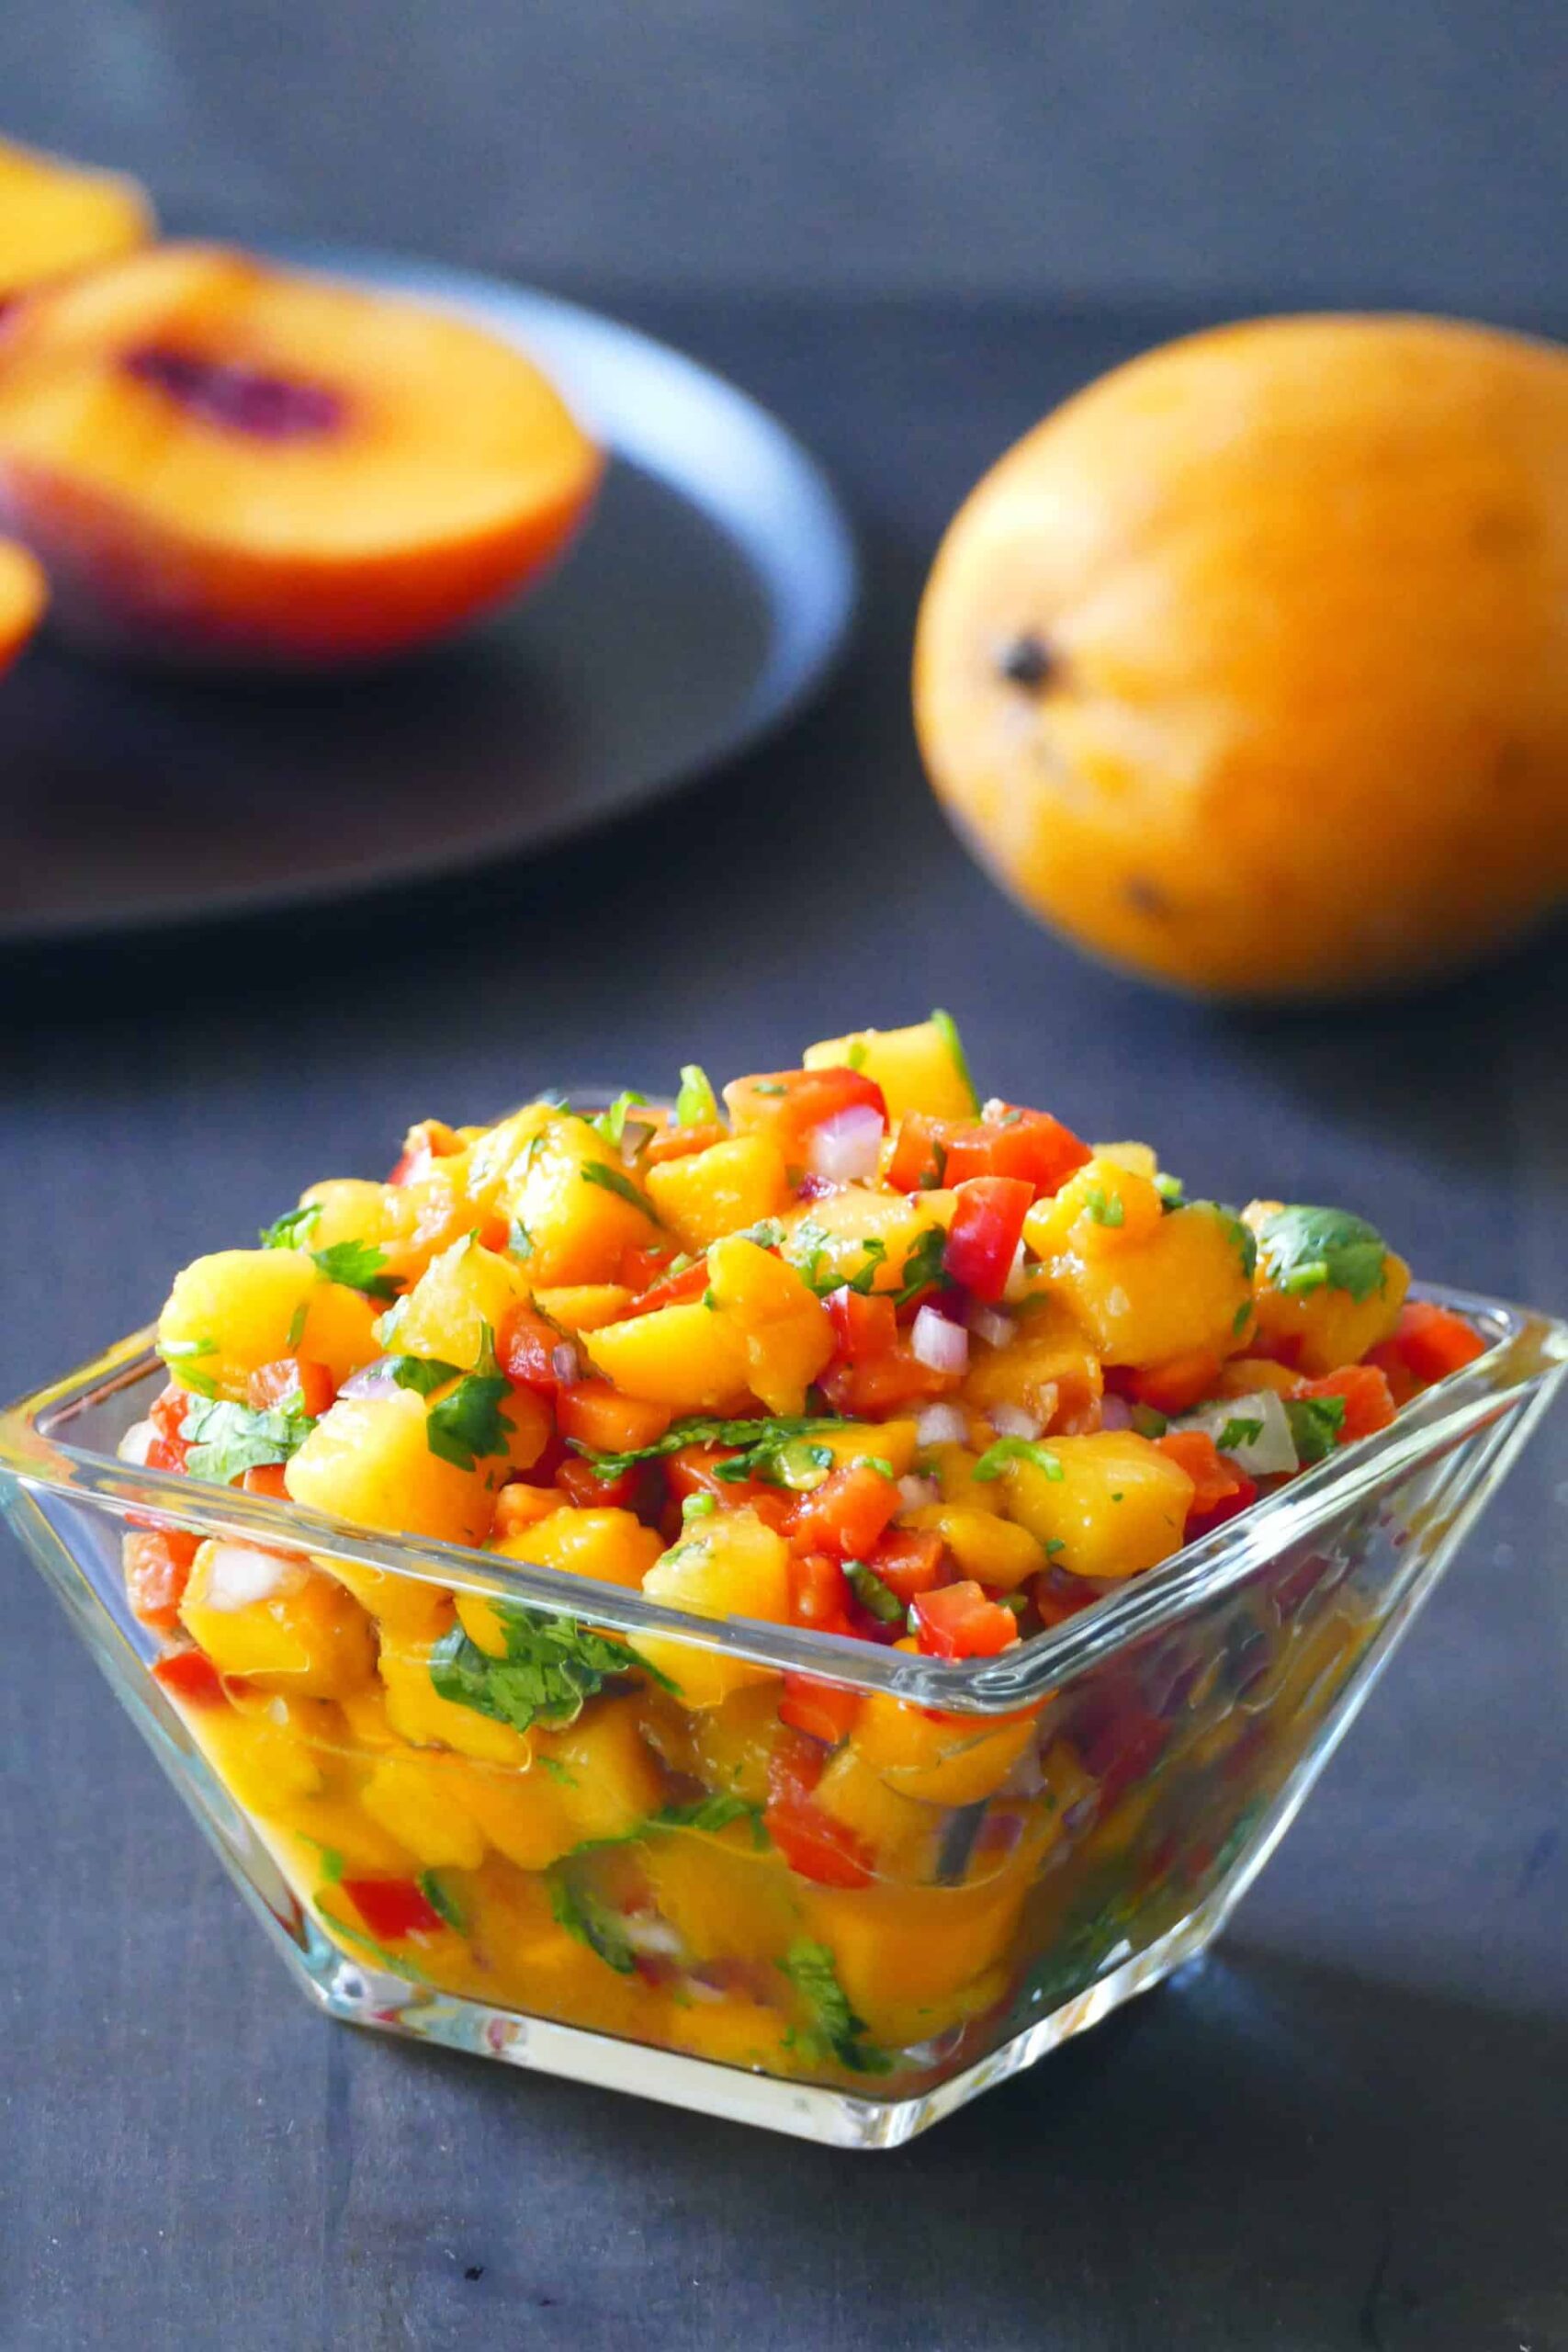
xmin=123 ymin=1016 xmax=1485 ymax=2082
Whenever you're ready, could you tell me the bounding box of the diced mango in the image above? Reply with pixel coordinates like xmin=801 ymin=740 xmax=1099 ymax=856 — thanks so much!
xmin=360 ymin=1752 xmax=488 ymax=1869
xmin=377 ymin=1236 xmax=529 ymax=1368
xmin=286 ymin=1388 xmax=496 ymax=1547
xmin=191 ymin=1694 xmax=329 ymax=1815
xmin=803 ymin=1018 xmax=977 ymax=1120
xmin=178 ymin=1541 xmax=376 ymax=1696
xmin=546 ymin=1702 xmax=668 ymax=1839
xmin=1038 ymin=1202 xmax=1255 ymax=1368
xmin=962 ymin=1300 xmax=1103 ymax=1431
xmin=802 ymin=1865 xmax=1032 ymax=2041
xmin=705 ymin=1234 xmax=832 ymax=1415
xmin=445 ymin=1757 xmax=579 ymax=1871
xmin=851 ymin=1689 xmax=1039 ymax=1804
xmin=780 ymin=1184 xmax=953 ymax=1297
xmin=1001 ymin=1430 xmax=1193 ymax=1579
xmin=644 ymin=1836 xmax=800 ymax=1965
xmin=496 ymin=1114 xmax=659 ymax=1283
xmin=1245 ymin=1203 xmax=1412 ymax=1375
xmin=584 ymin=1299 xmax=750 ymax=1411
xmin=458 ymin=1102 xmax=559 ymax=1205
xmin=1022 ymin=1154 xmax=1165 ymax=1258
xmin=812 ymin=1747 xmax=943 ymax=1880
xmin=645 ymin=1135 xmax=791 ymax=1253
xmin=377 ymin=1628 xmax=533 ymax=1766
xmin=316 ymin=1555 xmax=456 ymax=1640
xmin=815 ymin=1418 xmax=921 ymax=1477
xmin=484 ymin=1505 xmax=663 ymax=1595
xmin=1090 ymin=1140 xmax=1159 ymax=1180
xmin=159 ymin=1248 xmax=379 ymax=1396
xmin=686 ymin=1682 xmax=784 ymax=1806
xmin=902 ymin=1502 xmax=1043 ymax=1589
xmin=637 ymin=1509 xmax=792 ymax=1708
xmin=529 ymin=1284 xmax=634 ymax=1334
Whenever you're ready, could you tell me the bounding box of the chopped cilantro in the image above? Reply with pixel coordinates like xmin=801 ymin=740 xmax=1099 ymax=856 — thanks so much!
xmin=508 ymin=1216 xmax=535 ymax=1261
xmin=1232 ymin=1299 xmax=1254 ymax=1336
xmin=777 ymin=1939 xmax=893 ymax=2075
xmin=389 ymin=1353 xmax=462 ymax=1398
xmin=286 ymin=1301 xmax=309 ymax=1351
xmin=259 ymin=1202 xmax=322 ymax=1250
xmin=181 ymin=1397 xmax=316 ymax=1486
xmin=1082 ymin=1184 xmax=1125 ymax=1229
xmin=653 ymin=1792 xmax=764 ymax=1841
xmin=417 ymin=1871 xmax=465 ymax=1931
xmin=972 ymin=1436 xmax=1064 ymax=1482
xmin=579 ymin=1160 xmax=659 ymax=1220
xmin=732 ymin=1218 xmax=784 ymax=1251
xmin=1215 ymin=1416 xmax=1265 ymax=1456
xmin=674 ymin=1065 xmax=718 ymax=1125
xmin=574 ymin=1411 xmax=845 ymax=1482
xmin=424 ymin=1371 xmax=513 ymax=1471
xmin=1285 ymin=1393 xmax=1348 ymax=1464
xmin=1154 ymin=1172 xmax=1185 ymax=1212
xmin=163 ymin=1336 xmax=217 ymax=1362
xmin=1044 ymin=1537 xmax=1066 ymax=1556
xmin=845 ymin=1040 xmax=869 ymax=1071
xmin=682 ymin=1491 xmax=716 ymax=1521
xmin=1256 ymin=1205 xmax=1390 ymax=1303
xmin=930 ymin=1008 xmax=980 ymax=1114
xmin=591 ymin=1091 xmax=650 ymax=1148
xmin=854 ymin=1455 xmax=897 ymax=1480
xmin=714 ymin=1433 xmax=834 ymax=1489
xmin=299 ymin=1837 xmax=346 ymax=1883
xmin=430 ymin=1605 xmax=674 ymax=1734
xmin=846 ymin=1561 xmax=903 ymax=1623
xmin=750 ymin=1081 xmax=788 ymax=1097
xmin=311 ymin=1238 xmax=401 ymax=1303
xmin=547 ymin=1871 xmax=637 ymax=1974
xmin=893 ymin=1221 xmax=950 ymax=1305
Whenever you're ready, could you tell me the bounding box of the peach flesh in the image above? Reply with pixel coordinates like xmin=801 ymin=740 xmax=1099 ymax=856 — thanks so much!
xmin=121 ymin=346 xmax=345 ymax=440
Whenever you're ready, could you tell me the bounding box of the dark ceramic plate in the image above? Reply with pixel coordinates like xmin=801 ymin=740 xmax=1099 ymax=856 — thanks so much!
xmin=0 ymin=244 xmax=858 ymax=942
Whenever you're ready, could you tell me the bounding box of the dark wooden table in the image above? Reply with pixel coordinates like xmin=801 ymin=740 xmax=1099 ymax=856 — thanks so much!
xmin=3 ymin=295 xmax=1565 ymax=2352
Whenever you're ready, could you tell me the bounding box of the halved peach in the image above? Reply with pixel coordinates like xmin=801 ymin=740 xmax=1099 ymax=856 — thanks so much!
xmin=0 ymin=243 xmax=603 ymax=666
xmin=0 ymin=137 xmax=154 ymax=299
xmin=0 ymin=539 xmax=45 ymax=673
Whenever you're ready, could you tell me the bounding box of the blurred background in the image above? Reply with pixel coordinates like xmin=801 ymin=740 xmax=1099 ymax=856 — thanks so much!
xmin=6 ymin=0 xmax=1563 ymax=316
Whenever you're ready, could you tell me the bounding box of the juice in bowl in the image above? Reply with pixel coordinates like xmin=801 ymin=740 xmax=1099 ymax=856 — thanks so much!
xmin=3 ymin=1015 xmax=1563 ymax=2146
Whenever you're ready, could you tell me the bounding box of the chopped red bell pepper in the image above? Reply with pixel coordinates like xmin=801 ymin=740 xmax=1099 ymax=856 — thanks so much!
xmin=863 ymin=1528 xmax=946 ymax=1603
xmin=341 ymin=1875 xmax=446 ymax=1941
xmin=787 ymin=1549 xmax=856 ymax=1634
xmin=912 ymin=1579 xmax=1021 ymax=1658
xmin=788 ymin=1464 xmax=901 ymax=1559
xmin=146 ymin=1383 xmax=194 ymax=1474
xmin=554 ymin=1455 xmax=646 ymax=1511
xmin=1123 ymin=1350 xmax=1225 ymax=1416
xmin=645 ymin=1120 xmax=727 ymax=1165
xmin=247 ymin=1355 xmax=335 ymax=1418
xmin=820 ymin=1344 xmax=957 ymax=1416
xmin=886 ymin=1114 xmax=960 ymax=1193
xmin=779 ymin=1672 xmax=862 ymax=1746
xmin=1382 ymin=1300 xmax=1487 ymax=1387
xmin=499 ymin=1305 xmax=569 ymax=1390
xmin=554 ymin=1382 xmax=671 ymax=1453
xmin=764 ymin=1728 xmax=874 ymax=1886
xmin=241 ymin=1463 xmax=290 ymax=1499
xmin=665 ymin=1446 xmax=795 ymax=1531
xmin=1292 ymin=1363 xmax=1396 ymax=1442
xmin=152 ymin=1648 xmax=228 ymax=1707
xmin=615 ymin=1258 xmax=712 ymax=1317
xmin=942 ymin=1177 xmax=1033 ymax=1303
xmin=723 ymin=1067 xmax=886 ymax=1166
xmin=942 ymin=1107 xmax=1092 ymax=1195
xmin=825 ymin=1284 xmax=898 ymax=1363
xmin=124 ymin=1529 xmax=200 ymax=1633
xmin=1155 ymin=1429 xmax=1253 ymax=1522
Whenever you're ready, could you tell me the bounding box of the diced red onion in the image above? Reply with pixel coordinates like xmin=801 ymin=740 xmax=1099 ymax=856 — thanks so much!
xmin=915 ymin=1401 xmax=968 ymax=1446
xmin=550 ymin=1341 xmax=582 ymax=1385
xmin=118 ymin=1418 xmax=157 ymax=1466
xmin=806 ymin=1102 xmax=885 ymax=1185
xmin=911 ymin=1304 xmax=969 ymax=1374
xmin=619 ymin=1913 xmax=683 ymax=1959
xmin=989 ymin=1403 xmax=1043 ymax=1441
xmin=340 ymin=1355 xmax=400 ymax=1400
xmin=964 ymin=1299 xmax=1014 ymax=1348
xmin=897 ymin=1473 xmax=941 ymax=1511
xmin=203 ymin=1544 xmax=288 ymax=1610
xmin=1099 ymin=1392 xmax=1134 ymax=1432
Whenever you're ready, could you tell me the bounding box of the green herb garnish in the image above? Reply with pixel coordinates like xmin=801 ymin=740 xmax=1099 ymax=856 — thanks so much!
xmin=930 ymin=1007 xmax=980 ymax=1114
xmin=972 ymin=1436 xmax=1064 ymax=1482
xmin=508 ymin=1216 xmax=535 ymax=1261
xmin=580 ymin=1160 xmax=660 ymax=1220
xmin=547 ymin=1871 xmax=637 ymax=1974
xmin=674 ymin=1065 xmax=719 ymax=1126
xmin=181 ymin=1397 xmax=316 ymax=1486
xmin=417 ymin=1871 xmax=465 ymax=1932
xmin=389 ymin=1353 xmax=462 ymax=1398
xmin=777 ymin=1939 xmax=894 ymax=2075
xmin=259 ymin=1202 xmax=322 ymax=1250
xmin=1285 ymin=1393 xmax=1348 ymax=1464
xmin=1154 ymin=1172 xmax=1185 ymax=1212
xmin=430 ymin=1605 xmax=674 ymax=1734
xmin=1214 ymin=1416 xmax=1265 ymax=1455
xmin=846 ymin=1561 xmax=903 ymax=1623
xmin=574 ymin=1412 xmax=845 ymax=1483
xmin=1082 ymin=1185 xmax=1125 ymax=1229
xmin=424 ymin=1371 xmax=514 ymax=1471
xmin=311 ymin=1238 xmax=401 ymax=1303
xmin=1256 ymin=1204 xmax=1390 ymax=1303
xmin=591 ymin=1091 xmax=650 ymax=1148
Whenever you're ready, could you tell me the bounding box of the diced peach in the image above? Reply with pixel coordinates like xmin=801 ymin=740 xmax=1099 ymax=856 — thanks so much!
xmin=0 ymin=138 xmax=153 ymax=298
xmin=0 ymin=243 xmax=602 ymax=667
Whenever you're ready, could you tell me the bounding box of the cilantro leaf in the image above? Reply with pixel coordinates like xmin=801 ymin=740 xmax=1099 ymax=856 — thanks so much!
xmin=389 ymin=1353 xmax=462 ymax=1398
xmin=892 ymin=1221 xmax=950 ymax=1306
xmin=424 ymin=1374 xmax=514 ymax=1471
xmin=181 ymin=1397 xmax=316 ymax=1486
xmin=654 ymin=1792 xmax=766 ymax=1842
xmin=777 ymin=1939 xmax=894 ymax=2075
xmin=573 ymin=1411 xmax=846 ymax=1482
xmin=1154 ymin=1172 xmax=1185 ymax=1212
xmin=972 ymin=1435 xmax=1064 ymax=1482
xmin=547 ymin=1871 xmax=637 ymax=1973
xmin=430 ymin=1606 xmax=675 ymax=1735
xmin=1215 ymin=1416 xmax=1265 ymax=1455
xmin=1285 ymin=1393 xmax=1348 ymax=1464
xmin=579 ymin=1160 xmax=659 ymax=1220
xmin=930 ymin=1008 xmax=980 ymax=1114
xmin=591 ymin=1091 xmax=650 ymax=1149
xmin=846 ymin=1561 xmax=904 ymax=1623
xmin=417 ymin=1871 xmax=465 ymax=1931
xmin=674 ymin=1064 xmax=719 ymax=1126
xmin=1256 ymin=1205 xmax=1391 ymax=1303
xmin=259 ymin=1202 xmax=323 ymax=1250
xmin=311 ymin=1238 xmax=401 ymax=1303
xmin=1081 ymin=1184 xmax=1125 ymax=1229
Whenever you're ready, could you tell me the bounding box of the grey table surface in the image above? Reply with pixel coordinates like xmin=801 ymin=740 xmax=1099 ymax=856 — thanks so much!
xmin=2 ymin=294 xmax=1565 ymax=2352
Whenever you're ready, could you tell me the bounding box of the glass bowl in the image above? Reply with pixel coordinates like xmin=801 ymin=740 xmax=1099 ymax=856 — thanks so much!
xmin=3 ymin=1284 xmax=1562 ymax=2149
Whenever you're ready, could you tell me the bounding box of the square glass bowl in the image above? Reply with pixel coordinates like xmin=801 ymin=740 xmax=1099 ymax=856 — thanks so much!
xmin=3 ymin=1286 xmax=1562 ymax=2149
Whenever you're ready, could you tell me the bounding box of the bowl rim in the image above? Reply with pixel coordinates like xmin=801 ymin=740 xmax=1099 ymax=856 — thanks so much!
xmin=3 ymin=1282 xmax=1562 ymax=1716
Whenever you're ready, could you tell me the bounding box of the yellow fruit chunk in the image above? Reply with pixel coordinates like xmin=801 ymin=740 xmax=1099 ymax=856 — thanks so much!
xmin=178 ymin=1541 xmax=376 ymax=1697
xmin=191 ymin=1695 xmax=328 ymax=1815
xmin=637 ymin=1508 xmax=792 ymax=1708
xmin=780 ymin=1183 xmax=953 ymax=1297
xmin=1244 ymin=1201 xmax=1411 ymax=1375
xmin=1022 ymin=1154 xmax=1164 ymax=1258
xmin=961 ymin=1301 xmax=1103 ymax=1431
xmin=812 ymin=1748 xmax=943 ymax=1881
xmin=1092 ymin=1141 xmax=1158 ymax=1180
xmin=584 ymin=1299 xmax=750 ymax=1412
xmin=803 ymin=1018 xmax=977 ymax=1120
xmin=318 ymin=1555 xmax=458 ymax=1639
xmin=159 ymin=1248 xmax=380 ymax=1396
xmin=360 ymin=1753 xmax=488 ymax=1870
xmin=645 ymin=1835 xmax=800 ymax=1965
xmin=378 ymin=1628 xmax=532 ymax=1766
xmin=446 ymin=1758 xmax=578 ymax=1871
xmin=686 ymin=1682 xmax=785 ymax=1806
xmin=0 ymin=137 xmax=154 ymax=297
xmin=483 ymin=1505 xmax=663 ymax=1595
xmin=815 ymin=1418 xmax=921 ymax=1477
xmin=497 ymin=1114 xmax=659 ymax=1284
xmin=529 ymin=1283 xmax=633 ymax=1333
xmin=378 ymin=1236 xmax=529 ymax=1368
xmin=1001 ymin=1430 xmax=1193 ymax=1579
xmin=705 ymin=1234 xmax=832 ymax=1414
xmin=645 ymin=1134 xmax=791 ymax=1253
xmin=297 ymin=1175 xmax=478 ymax=1288
xmin=803 ymin=1861 xmax=1033 ymax=2042
xmin=286 ymin=1389 xmax=495 ymax=1547
xmin=547 ymin=1703 xmax=668 ymax=1839
xmin=851 ymin=1688 xmax=1038 ymax=1805
xmin=1038 ymin=1201 xmax=1254 ymax=1367
xmin=902 ymin=1502 xmax=1043 ymax=1589
xmin=459 ymin=1102 xmax=558 ymax=1205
